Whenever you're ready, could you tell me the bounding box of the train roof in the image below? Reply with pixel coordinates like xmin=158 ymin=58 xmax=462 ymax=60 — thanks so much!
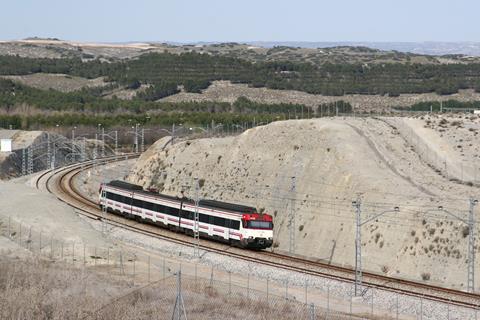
xmin=106 ymin=180 xmax=257 ymax=214
xmin=107 ymin=180 xmax=144 ymax=191
xmin=198 ymin=199 xmax=256 ymax=214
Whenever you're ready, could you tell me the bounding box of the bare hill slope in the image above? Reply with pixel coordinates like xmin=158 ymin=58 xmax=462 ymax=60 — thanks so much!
xmin=128 ymin=117 xmax=480 ymax=290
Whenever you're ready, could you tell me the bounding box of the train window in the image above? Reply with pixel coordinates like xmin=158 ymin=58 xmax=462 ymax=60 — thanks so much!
xmin=132 ymin=199 xmax=143 ymax=208
xmin=122 ymin=196 xmax=131 ymax=204
xmin=157 ymin=204 xmax=166 ymax=214
xmin=213 ymin=216 xmax=226 ymax=227
xmin=166 ymin=206 xmax=179 ymax=217
xmin=247 ymin=221 xmax=273 ymax=229
xmin=231 ymin=220 xmax=240 ymax=230
xmin=144 ymin=201 xmax=155 ymax=211
xmin=199 ymin=214 xmax=209 ymax=223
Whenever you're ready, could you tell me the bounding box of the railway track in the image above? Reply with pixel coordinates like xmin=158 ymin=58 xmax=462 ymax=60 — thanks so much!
xmin=37 ymin=157 xmax=480 ymax=310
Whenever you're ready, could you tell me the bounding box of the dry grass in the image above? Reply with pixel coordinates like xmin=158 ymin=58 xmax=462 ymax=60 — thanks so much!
xmin=0 ymin=256 xmax=361 ymax=320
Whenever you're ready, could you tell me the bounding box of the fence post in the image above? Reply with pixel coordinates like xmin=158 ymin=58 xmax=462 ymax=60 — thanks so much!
xmin=210 ymin=266 xmax=214 ymax=287
xmin=247 ymin=272 xmax=250 ymax=299
xmin=420 ymin=296 xmax=423 ymax=320
xmin=396 ymin=292 xmax=399 ymax=320
xmin=228 ymin=271 xmax=231 ymax=296
xmin=447 ymin=299 xmax=450 ymax=320
xmin=349 ymin=286 xmax=353 ymax=319
xmin=28 ymin=226 xmax=32 ymax=250
xmin=305 ymin=278 xmax=308 ymax=304
xmin=371 ymin=289 xmax=374 ymax=316
xmin=120 ymin=250 xmax=125 ymax=275
xmin=266 ymin=277 xmax=269 ymax=305
xmin=133 ymin=257 xmax=135 ymax=285
xmin=163 ymin=257 xmax=166 ymax=280
xmin=194 ymin=263 xmax=197 ymax=288
xmin=326 ymin=285 xmax=330 ymax=320
xmin=309 ymin=303 xmax=316 ymax=320
xmin=285 ymin=279 xmax=288 ymax=301
xmin=148 ymin=255 xmax=150 ymax=283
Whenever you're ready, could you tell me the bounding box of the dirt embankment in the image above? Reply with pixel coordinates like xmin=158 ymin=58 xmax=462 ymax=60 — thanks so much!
xmin=128 ymin=117 xmax=480 ymax=290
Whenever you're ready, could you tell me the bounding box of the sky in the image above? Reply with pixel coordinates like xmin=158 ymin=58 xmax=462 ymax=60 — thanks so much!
xmin=0 ymin=0 xmax=478 ymax=43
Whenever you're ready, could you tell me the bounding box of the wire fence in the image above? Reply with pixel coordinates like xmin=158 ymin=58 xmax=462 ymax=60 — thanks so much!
xmin=1 ymin=215 xmax=479 ymax=319
xmin=389 ymin=118 xmax=480 ymax=186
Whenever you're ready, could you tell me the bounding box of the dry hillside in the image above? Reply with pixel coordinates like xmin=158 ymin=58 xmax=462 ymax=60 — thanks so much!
xmin=161 ymin=80 xmax=480 ymax=112
xmin=2 ymin=39 xmax=479 ymax=65
xmin=128 ymin=116 xmax=480 ymax=290
xmin=1 ymin=74 xmax=107 ymax=92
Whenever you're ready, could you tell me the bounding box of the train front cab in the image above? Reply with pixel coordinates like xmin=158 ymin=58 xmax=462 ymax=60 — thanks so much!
xmin=240 ymin=213 xmax=273 ymax=249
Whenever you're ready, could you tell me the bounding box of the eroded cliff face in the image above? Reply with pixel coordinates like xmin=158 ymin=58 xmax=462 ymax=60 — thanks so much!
xmin=128 ymin=118 xmax=479 ymax=290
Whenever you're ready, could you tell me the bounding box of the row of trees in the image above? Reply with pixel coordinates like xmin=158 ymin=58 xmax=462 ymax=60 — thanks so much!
xmin=3 ymin=52 xmax=480 ymax=98
xmin=0 ymin=78 xmax=325 ymax=115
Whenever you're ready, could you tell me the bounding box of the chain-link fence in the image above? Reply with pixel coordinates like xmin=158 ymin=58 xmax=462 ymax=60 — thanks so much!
xmin=1 ymin=215 xmax=479 ymax=319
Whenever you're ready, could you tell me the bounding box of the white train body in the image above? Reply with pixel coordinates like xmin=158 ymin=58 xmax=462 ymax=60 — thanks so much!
xmin=99 ymin=180 xmax=273 ymax=249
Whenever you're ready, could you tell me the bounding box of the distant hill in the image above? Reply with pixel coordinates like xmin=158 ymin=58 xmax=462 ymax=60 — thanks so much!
xmin=247 ymin=41 xmax=480 ymax=56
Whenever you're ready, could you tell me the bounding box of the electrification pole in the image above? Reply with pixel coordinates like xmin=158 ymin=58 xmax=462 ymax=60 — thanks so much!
xmin=71 ymin=128 xmax=75 ymax=161
xmin=172 ymin=271 xmax=187 ymax=320
xmin=46 ymin=133 xmax=51 ymax=169
xmin=468 ymin=198 xmax=478 ymax=292
xmin=288 ymin=176 xmax=296 ymax=254
xmin=93 ymin=133 xmax=98 ymax=170
xmin=114 ymin=130 xmax=118 ymax=156
xmin=27 ymin=145 xmax=33 ymax=175
xmin=52 ymin=141 xmax=56 ymax=170
xmin=141 ymin=128 xmax=145 ymax=153
xmin=193 ymin=178 xmax=200 ymax=257
xmin=101 ymin=127 xmax=105 ymax=157
xmin=429 ymin=200 xmax=478 ymax=293
xmin=22 ymin=148 xmax=26 ymax=175
xmin=101 ymin=182 xmax=107 ymax=235
xmin=134 ymin=124 xmax=139 ymax=153
xmin=353 ymin=198 xmax=362 ymax=296
xmin=352 ymin=199 xmax=399 ymax=296
xmin=80 ymin=138 xmax=86 ymax=162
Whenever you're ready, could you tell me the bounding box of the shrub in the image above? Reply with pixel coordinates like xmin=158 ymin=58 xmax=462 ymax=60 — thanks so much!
xmin=421 ymin=272 xmax=431 ymax=281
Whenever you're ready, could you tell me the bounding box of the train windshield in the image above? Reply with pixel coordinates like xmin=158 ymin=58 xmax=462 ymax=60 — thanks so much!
xmin=246 ymin=220 xmax=273 ymax=229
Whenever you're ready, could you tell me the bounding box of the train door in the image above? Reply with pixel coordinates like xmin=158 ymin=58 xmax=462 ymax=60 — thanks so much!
xmin=178 ymin=200 xmax=183 ymax=230
xmin=225 ymin=219 xmax=231 ymax=240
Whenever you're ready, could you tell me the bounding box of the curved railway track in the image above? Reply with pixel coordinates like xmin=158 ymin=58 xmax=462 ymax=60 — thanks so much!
xmin=37 ymin=157 xmax=480 ymax=310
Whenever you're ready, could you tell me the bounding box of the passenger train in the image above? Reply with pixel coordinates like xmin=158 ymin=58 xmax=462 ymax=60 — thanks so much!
xmin=99 ymin=180 xmax=274 ymax=249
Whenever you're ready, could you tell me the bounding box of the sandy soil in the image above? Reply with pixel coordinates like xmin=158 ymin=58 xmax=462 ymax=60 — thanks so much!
xmin=128 ymin=116 xmax=480 ymax=290
xmin=1 ymin=74 xmax=107 ymax=92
